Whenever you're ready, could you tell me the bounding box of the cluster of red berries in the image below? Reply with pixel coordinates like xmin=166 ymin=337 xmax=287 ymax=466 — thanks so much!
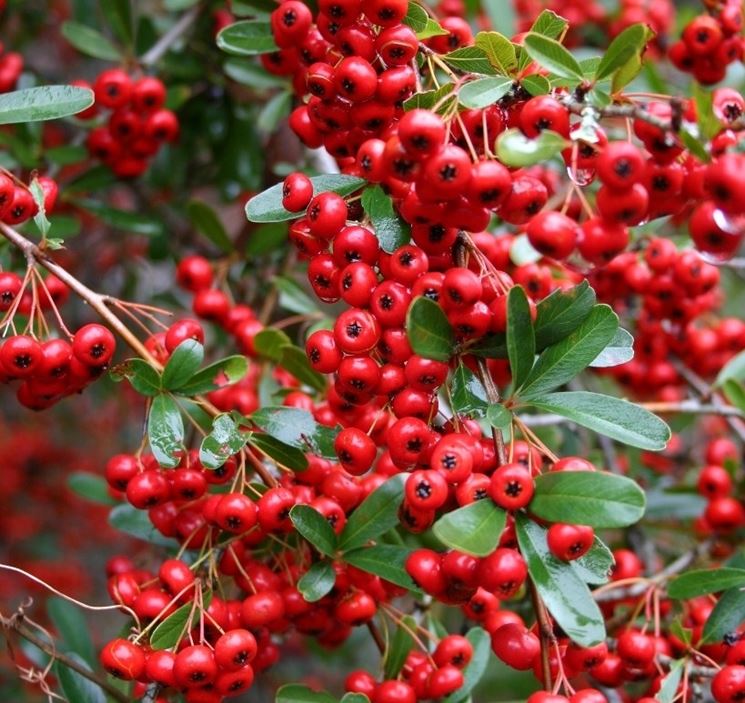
xmin=79 ymin=70 xmax=179 ymax=178
xmin=0 ymin=173 xmax=57 ymax=227
xmin=669 ymin=1 xmax=744 ymax=84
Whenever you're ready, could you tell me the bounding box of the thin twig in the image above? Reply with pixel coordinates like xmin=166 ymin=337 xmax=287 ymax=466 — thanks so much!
xmin=140 ymin=5 xmax=201 ymax=66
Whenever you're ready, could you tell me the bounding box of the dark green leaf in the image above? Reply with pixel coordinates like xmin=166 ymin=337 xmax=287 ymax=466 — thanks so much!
xmin=246 ymin=175 xmax=366 ymax=223
xmin=668 ymin=568 xmax=745 ymax=599
xmin=290 ymin=505 xmax=337 ymax=557
xmin=200 ymin=414 xmax=247 ymax=469
xmin=109 ymin=504 xmax=179 ymax=547
xmin=645 ymin=489 xmax=706 ymax=520
xmin=44 ymin=142 xmax=87 ymax=164
xmin=61 ymin=21 xmax=122 ymax=60
xmin=246 ymin=222 xmax=288 ymax=255
xmin=702 ymin=586 xmax=745 ymax=643
xmin=67 ymin=472 xmax=117 ymax=506
xmin=162 ymin=340 xmax=204 ymax=391
xmin=458 ymin=76 xmax=513 ymax=109
xmin=276 ymin=684 xmax=336 ymax=703
xmin=433 ymin=500 xmax=507 ymax=557
xmin=527 ymin=391 xmax=670 ymax=450
xmin=450 ymin=364 xmax=489 ymax=418
xmin=443 ymin=47 xmax=497 ymax=75
xmin=589 ymin=328 xmax=634 ymax=368
xmin=111 ymin=358 xmax=162 ymax=396
xmin=175 ymin=355 xmax=248 ymax=395
xmin=223 ymin=59 xmax=289 ymax=89
xmin=0 ymin=85 xmax=94 ymax=124
xmin=523 ymin=33 xmax=583 ymax=81
xmin=341 ymin=695 xmax=370 ymax=703
xmin=248 ymin=432 xmax=309 ymax=471
xmin=65 ymin=164 xmax=118 ymax=193
xmin=403 ymin=84 xmax=456 ymax=113
xmin=216 ymin=20 xmax=278 ymax=56
xmin=251 ymin=406 xmax=338 ymax=460
xmin=187 ymin=200 xmax=233 ymax=252
xmin=54 ymin=655 xmax=105 ymax=703
xmin=517 ymin=304 xmax=618 ymax=399
xmin=343 ymin=544 xmax=422 ymax=592
xmin=148 ymin=394 xmax=184 ymax=468
xmin=78 ymin=199 xmax=164 ymax=236
xmin=257 ymin=89 xmax=292 ymax=133
xmin=507 ymin=285 xmax=535 ymax=390
xmin=339 ymin=475 xmax=406 ymax=551
xmin=468 ymin=332 xmax=507 ymax=359
xmin=496 ymin=128 xmax=568 ymax=167
xmin=571 ymin=538 xmax=614 ymax=585
xmin=361 ymin=185 xmax=410 ymax=253
xmin=534 ymin=281 xmax=596 ymax=350
xmin=151 ymin=592 xmax=213 ymax=650
xmin=297 ymin=560 xmax=336 ymax=602
xmin=406 ymin=297 xmax=454 ymax=362
xmin=657 ymin=660 xmax=685 ymax=703
xmin=384 ymin=615 xmax=416 ymax=678
xmin=273 ymin=276 xmax=319 ymax=315
xmin=443 ymin=628 xmax=491 ymax=703
xmin=595 ymin=24 xmax=653 ymax=81
xmin=516 ymin=514 xmax=605 ymax=647
xmin=531 ymin=470 xmax=647 ymax=528
xmin=474 ymin=31 xmax=517 ymax=74
xmin=279 ymin=345 xmax=326 ymax=391
xmin=48 ymin=598 xmax=95 ymax=667
xmin=254 ymin=329 xmax=292 ymax=361
xmin=101 ymin=0 xmax=133 ymax=45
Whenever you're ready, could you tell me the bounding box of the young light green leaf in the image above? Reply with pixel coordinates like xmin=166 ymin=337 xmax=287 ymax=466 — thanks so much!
xmin=433 ymin=500 xmax=507 ymax=557
xmin=530 ymin=470 xmax=647 ymax=528
xmin=175 ymin=355 xmax=248 ymax=395
xmin=216 ymin=20 xmax=278 ymax=56
xmin=162 ymin=340 xmax=204 ymax=391
xmin=200 ymin=414 xmax=247 ymax=469
xmin=48 ymin=598 xmax=95 ymax=667
xmin=716 ymin=349 xmax=745 ymax=387
xmin=459 ymin=77 xmax=513 ymax=109
xmin=148 ymin=394 xmax=184 ymax=468
xmin=67 ymin=472 xmax=117 ymax=506
xmin=339 ymin=474 xmax=406 ymax=551
xmin=668 ymin=568 xmax=745 ymax=599
xmin=402 ymin=2 xmax=447 ymax=38
xmin=343 ymin=545 xmax=421 ymax=593
xmin=384 ymin=615 xmax=416 ymax=678
xmin=30 ymin=178 xmax=51 ymax=237
xmin=443 ymin=627 xmax=491 ymax=703
xmin=507 ymin=285 xmax=535 ymax=390
xmin=516 ymin=304 xmax=618 ymax=399
xmin=521 ymin=74 xmax=551 ymax=96
xmin=496 ymin=128 xmax=568 ymax=167
xmin=486 ymin=403 xmax=513 ymax=431
xmin=361 ymin=184 xmax=410 ymax=253
xmin=657 ymin=660 xmax=685 ymax=703
xmin=251 ymin=406 xmax=338 ymax=459
xmin=474 ymin=31 xmax=517 ymax=75
xmin=297 ymin=560 xmax=336 ymax=602
xmin=290 ymin=505 xmax=338 ymax=557
xmin=0 ymin=85 xmax=95 ymax=124
xmin=523 ymin=33 xmax=583 ymax=81
xmin=702 ymin=586 xmax=745 ymax=643
xmin=526 ymin=391 xmax=670 ymax=450
xmin=450 ymin=364 xmax=489 ymax=418
xmin=406 ymin=297 xmax=455 ymax=362
xmin=61 ymin=21 xmax=122 ymax=60
xmin=595 ymin=24 xmax=653 ymax=81
xmin=187 ymin=200 xmax=233 ymax=252
xmin=534 ymin=281 xmax=596 ymax=350
xmin=246 ymin=174 xmax=365 ymax=223
xmin=589 ymin=328 xmax=634 ymax=368
xmin=248 ymin=432 xmax=309 ymax=471
xmin=528 ymin=9 xmax=568 ymax=39
xmin=516 ymin=514 xmax=606 ymax=647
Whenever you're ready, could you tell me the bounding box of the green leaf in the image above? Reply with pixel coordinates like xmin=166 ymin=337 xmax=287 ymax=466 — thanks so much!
xmin=251 ymin=407 xmax=338 ymax=460
xmin=611 ymin=50 xmax=644 ymax=93
xmin=486 ymin=403 xmax=513 ymax=431
xmin=530 ymin=470 xmax=647 ymax=528
xmin=343 ymin=544 xmax=421 ymax=593
xmin=339 ymin=474 xmax=406 ymax=551
xmin=54 ymin=655 xmax=105 ymax=703
xmin=534 ymin=281 xmax=596 ymax=350
xmin=276 ymin=684 xmax=336 ymax=703
xmin=67 ymin=472 xmax=116 ymax=506
xmin=443 ymin=628 xmax=491 ymax=703
xmin=150 ymin=592 xmax=213 ymax=650
xmin=384 ymin=615 xmax=416 ymax=678
xmin=667 ymin=568 xmax=745 ymax=599
xmin=246 ymin=222 xmax=288 ymax=255
xmin=402 ymin=1 xmax=447 ymax=38
xmin=450 ymin=364 xmax=489 ymax=418
xmin=200 ymin=414 xmax=247 ymax=469
xmin=510 ymin=233 xmax=542 ymax=266
xmin=111 ymin=358 xmax=162 ymax=396
xmin=148 ymin=394 xmax=184 ymax=468
xmin=61 ymin=21 xmax=122 ymax=60
xmin=657 ymin=659 xmax=685 ymax=703
xmin=474 ymin=31 xmax=517 ymax=75
xmin=528 ymin=9 xmax=568 ymax=39
xmin=526 ymin=391 xmax=670 ymax=451
xmin=257 ymin=89 xmax=292 ymax=133
xmin=433 ymin=500 xmax=507 ymax=557
xmin=523 ymin=33 xmax=583 ymax=81
xmin=507 ymin=285 xmax=535 ymax=389
xmin=109 ymin=504 xmax=179 ymax=548
xmin=30 ymin=178 xmax=51 ymax=238
xmin=48 ymin=598 xmax=95 ymax=667
xmin=101 ymin=0 xmax=133 ymax=45
xmin=273 ymin=276 xmax=319 ymax=315
xmin=496 ymin=128 xmax=568 ymax=167
xmin=78 ymin=199 xmax=164 ymax=236
xmin=248 ymin=432 xmax=309 ymax=471
xmin=406 ymin=297 xmax=454 ymax=362
xmin=443 ymin=47 xmax=497 ymax=75
xmin=162 ymin=340 xmax=204 ymax=391
xmin=516 ymin=514 xmax=605 ymax=647
xmin=694 ymin=81 xmax=722 ymax=141
xmin=571 ymin=538 xmax=614 ymax=585
xmin=279 ymin=345 xmax=326 ymax=391
xmin=297 ymin=560 xmax=336 ymax=602
xmin=458 ymin=76 xmax=513 ymax=109
xmin=254 ymin=328 xmax=292 ymax=361
xmin=468 ymin=332 xmax=507 ymax=359
xmin=0 ymin=85 xmax=94 ymax=124
xmin=521 ymin=74 xmax=551 ymax=96
xmin=403 ymin=84 xmax=456 ymax=113
xmin=723 ymin=380 xmax=745 ymax=415
xmin=595 ymin=24 xmax=653 ymax=81
xmin=716 ymin=349 xmax=745 ymax=387
xmin=361 ymin=184 xmax=410 ymax=253
xmin=217 ymin=20 xmax=278 ymax=56
xmin=246 ymin=174 xmax=366 ymax=223
xmin=589 ymin=328 xmax=634 ymax=368
xmin=175 ymin=355 xmax=248 ymax=395
xmin=223 ymin=59 xmax=289 ymax=89
xmin=290 ymin=505 xmax=338 ymax=557
xmin=516 ymin=304 xmax=618 ymax=399
xmin=702 ymin=586 xmax=745 ymax=643
xmin=187 ymin=200 xmax=232 ymax=253
xmin=341 ymin=695 xmax=370 ymax=703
